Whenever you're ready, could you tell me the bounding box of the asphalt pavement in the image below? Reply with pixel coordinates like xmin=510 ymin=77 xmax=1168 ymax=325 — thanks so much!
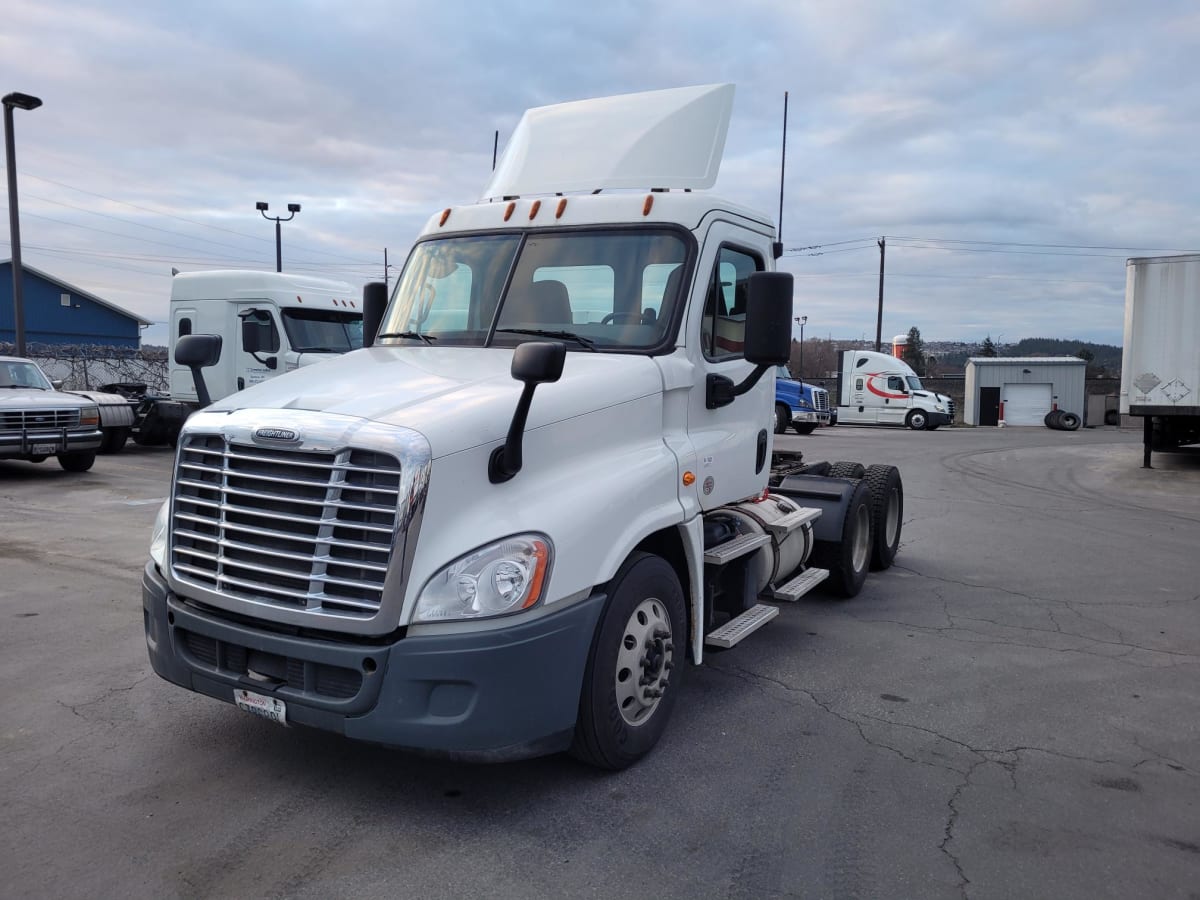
xmin=2 ymin=425 xmax=1198 ymax=899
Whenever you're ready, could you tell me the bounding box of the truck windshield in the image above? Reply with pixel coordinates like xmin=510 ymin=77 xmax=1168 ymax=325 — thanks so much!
xmin=0 ymin=360 xmax=52 ymax=389
xmin=280 ymin=309 xmax=364 ymax=352
xmin=379 ymin=228 xmax=690 ymax=352
xmin=906 ymin=376 xmax=924 ymax=391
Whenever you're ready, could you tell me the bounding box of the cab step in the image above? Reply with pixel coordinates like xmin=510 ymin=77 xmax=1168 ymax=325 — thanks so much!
xmin=764 ymin=507 xmax=821 ymax=538
xmin=771 ymin=566 xmax=830 ymax=602
xmin=704 ymin=532 xmax=771 ymax=565
xmin=705 ymin=603 xmax=779 ymax=649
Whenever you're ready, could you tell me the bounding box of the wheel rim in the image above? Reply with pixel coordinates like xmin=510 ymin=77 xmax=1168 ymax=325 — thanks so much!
xmin=911 ymin=413 xmax=925 ymax=429
xmin=614 ymin=597 xmax=674 ymax=727
xmin=884 ymin=487 xmax=900 ymax=546
xmin=851 ymin=503 xmax=870 ymax=573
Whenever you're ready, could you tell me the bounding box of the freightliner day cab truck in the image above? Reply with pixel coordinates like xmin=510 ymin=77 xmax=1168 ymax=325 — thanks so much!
xmin=90 ymin=270 xmax=363 ymax=451
xmin=835 ymin=349 xmax=955 ymax=430
xmin=143 ymin=85 xmax=905 ymax=769
xmin=773 ymin=366 xmax=831 ymax=434
xmin=1121 ymin=254 xmax=1200 ymax=467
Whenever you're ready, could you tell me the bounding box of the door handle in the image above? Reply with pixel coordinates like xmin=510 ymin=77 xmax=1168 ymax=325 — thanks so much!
xmin=237 ymin=377 xmax=245 ymax=390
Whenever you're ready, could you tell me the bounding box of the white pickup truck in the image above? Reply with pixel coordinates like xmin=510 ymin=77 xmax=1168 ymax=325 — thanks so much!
xmin=0 ymin=355 xmax=102 ymax=471
xmin=143 ymin=85 xmax=905 ymax=769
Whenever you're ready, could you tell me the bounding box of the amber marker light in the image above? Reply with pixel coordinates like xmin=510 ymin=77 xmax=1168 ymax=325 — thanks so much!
xmin=439 ymin=208 xmax=451 ymax=226
xmin=504 ymin=202 xmax=516 ymax=221
xmin=529 ymin=200 xmax=542 ymax=219
xmin=643 ymin=194 xmax=654 ymax=216
xmin=682 ymin=471 xmax=696 ymax=486
xmin=556 ymin=198 xmax=567 ymax=219
xmin=522 ymin=540 xmax=551 ymax=609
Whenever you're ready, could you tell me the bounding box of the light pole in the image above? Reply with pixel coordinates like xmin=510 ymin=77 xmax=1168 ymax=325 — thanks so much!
xmin=3 ymin=91 xmax=42 ymax=357
xmin=794 ymin=315 xmax=807 ymax=379
xmin=256 ymin=201 xmax=301 ymax=272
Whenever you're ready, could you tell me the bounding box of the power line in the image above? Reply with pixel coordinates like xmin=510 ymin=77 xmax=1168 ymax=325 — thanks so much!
xmin=886 ymin=234 xmax=1199 ymax=253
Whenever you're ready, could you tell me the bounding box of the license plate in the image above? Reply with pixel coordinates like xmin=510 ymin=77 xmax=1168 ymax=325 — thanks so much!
xmin=31 ymin=443 xmax=57 ymax=454
xmin=234 ymin=688 xmax=287 ymax=725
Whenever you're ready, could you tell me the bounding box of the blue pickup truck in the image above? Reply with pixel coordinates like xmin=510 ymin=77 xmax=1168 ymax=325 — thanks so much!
xmin=774 ymin=366 xmax=831 ymax=435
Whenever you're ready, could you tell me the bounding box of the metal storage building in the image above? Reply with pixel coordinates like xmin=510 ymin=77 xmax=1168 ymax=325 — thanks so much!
xmin=0 ymin=261 xmax=150 ymax=348
xmin=964 ymin=357 xmax=1087 ymax=426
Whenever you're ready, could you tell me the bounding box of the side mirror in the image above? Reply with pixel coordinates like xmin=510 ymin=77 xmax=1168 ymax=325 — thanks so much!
xmin=51 ymin=379 xmax=64 ymax=390
xmin=174 ymin=334 xmax=223 ymax=407
xmin=489 ymin=341 xmax=566 ymax=483
xmin=241 ymin=317 xmax=262 ymax=354
xmin=706 ymin=271 xmax=792 ymax=409
xmin=363 ymin=282 xmax=388 ymax=347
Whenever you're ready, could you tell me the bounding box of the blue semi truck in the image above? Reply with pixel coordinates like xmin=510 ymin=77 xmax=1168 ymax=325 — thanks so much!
xmin=773 ymin=365 xmax=831 ymax=434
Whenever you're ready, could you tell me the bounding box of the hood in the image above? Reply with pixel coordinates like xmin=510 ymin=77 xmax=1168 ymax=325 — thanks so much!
xmin=0 ymin=389 xmax=93 ymax=409
xmin=210 ymin=345 xmax=664 ymax=458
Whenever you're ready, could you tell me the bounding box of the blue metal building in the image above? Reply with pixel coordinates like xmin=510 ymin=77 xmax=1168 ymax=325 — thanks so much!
xmin=0 ymin=261 xmax=150 ymax=348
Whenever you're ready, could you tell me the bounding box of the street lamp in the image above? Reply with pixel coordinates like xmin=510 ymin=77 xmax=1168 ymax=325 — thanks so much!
xmin=3 ymin=91 xmax=42 ymax=357
xmin=256 ymin=200 xmax=301 ymax=273
xmin=794 ymin=315 xmax=807 ymax=379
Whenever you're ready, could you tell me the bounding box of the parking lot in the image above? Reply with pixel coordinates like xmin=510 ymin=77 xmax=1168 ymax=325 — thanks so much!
xmin=3 ymin=425 xmax=1198 ymax=899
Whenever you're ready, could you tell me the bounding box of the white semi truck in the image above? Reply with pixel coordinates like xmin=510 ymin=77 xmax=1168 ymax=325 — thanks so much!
xmin=96 ymin=270 xmax=362 ymax=450
xmin=1121 ymin=254 xmax=1200 ymax=466
xmin=142 ymin=85 xmax=905 ymax=769
xmin=835 ymin=349 xmax=955 ymax=429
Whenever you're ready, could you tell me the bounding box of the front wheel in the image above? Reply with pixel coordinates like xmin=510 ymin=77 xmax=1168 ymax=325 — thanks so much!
xmin=793 ymin=423 xmax=817 ymax=435
xmin=906 ymin=410 xmax=928 ymax=431
xmin=570 ymin=553 xmax=687 ymax=770
xmin=57 ymin=451 xmax=96 ymax=473
xmin=774 ymin=403 xmax=790 ymax=435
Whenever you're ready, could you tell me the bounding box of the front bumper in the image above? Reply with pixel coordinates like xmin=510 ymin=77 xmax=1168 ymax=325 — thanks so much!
xmin=790 ymin=409 xmax=830 ymax=425
xmin=928 ymin=411 xmax=953 ymax=427
xmin=0 ymin=427 xmax=103 ymax=458
xmin=142 ymin=562 xmax=606 ymax=761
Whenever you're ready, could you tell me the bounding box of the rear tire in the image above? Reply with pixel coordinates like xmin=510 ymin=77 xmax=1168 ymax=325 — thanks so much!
xmin=100 ymin=427 xmax=129 ymax=454
xmin=863 ymin=464 xmax=903 ymax=570
xmin=1058 ymin=412 xmax=1081 ymax=431
xmin=828 ymin=461 xmax=866 ymax=479
xmin=1044 ymin=410 xmax=1061 ymax=428
xmin=774 ymin=403 xmax=790 ymax=435
xmin=812 ymin=479 xmax=873 ymax=598
xmin=570 ymin=553 xmax=687 ymax=770
xmin=906 ymin=410 xmax=928 ymax=431
xmin=57 ymin=451 xmax=96 ymax=473
xmin=793 ymin=423 xmax=817 ymax=435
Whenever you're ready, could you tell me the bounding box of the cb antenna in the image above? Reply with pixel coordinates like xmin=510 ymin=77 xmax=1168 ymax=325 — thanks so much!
xmin=774 ymin=91 xmax=788 ymax=260
xmin=492 ymin=129 xmax=499 ymax=170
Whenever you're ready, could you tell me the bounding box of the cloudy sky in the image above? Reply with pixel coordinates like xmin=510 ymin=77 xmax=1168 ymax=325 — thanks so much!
xmin=2 ymin=0 xmax=1197 ymax=347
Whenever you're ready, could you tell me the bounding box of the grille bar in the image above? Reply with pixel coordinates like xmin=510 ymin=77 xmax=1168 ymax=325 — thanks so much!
xmin=171 ymin=435 xmax=402 ymax=616
xmin=0 ymin=408 xmax=82 ymax=429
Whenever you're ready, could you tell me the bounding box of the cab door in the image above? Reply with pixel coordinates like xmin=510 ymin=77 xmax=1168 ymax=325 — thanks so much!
xmin=236 ymin=303 xmax=281 ymax=391
xmin=685 ymin=227 xmax=771 ymax=510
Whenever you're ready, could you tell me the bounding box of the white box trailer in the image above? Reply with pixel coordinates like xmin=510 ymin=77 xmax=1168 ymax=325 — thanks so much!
xmin=1120 ymin=254 xmax=1200 ymax=465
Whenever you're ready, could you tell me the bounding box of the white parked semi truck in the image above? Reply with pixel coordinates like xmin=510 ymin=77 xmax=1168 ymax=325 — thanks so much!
xmin=835 ymin=349 xmax=954 ymax=429
xmin=1121 ymin=254 xmax=1200 ymax=466
xmin=142 ymin=85 xmax=905 ymax=769
xmin=95 ymin=270 xmax=363 ymax=450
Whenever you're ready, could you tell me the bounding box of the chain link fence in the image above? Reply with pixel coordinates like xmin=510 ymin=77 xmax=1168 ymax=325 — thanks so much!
xmin=2 ymin=343 xmax=168 ymax=393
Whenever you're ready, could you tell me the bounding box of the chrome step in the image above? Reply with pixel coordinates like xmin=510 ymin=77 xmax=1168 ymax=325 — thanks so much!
xmin=704 ymin=532 xmax=771 ymax=565
xmin=765 ymin=507 xmax=821 ymax=537
xmin=705 ymin=603 xmax=779 ymax=649
xmin=771 ymin=567 xmax=830 ymax=602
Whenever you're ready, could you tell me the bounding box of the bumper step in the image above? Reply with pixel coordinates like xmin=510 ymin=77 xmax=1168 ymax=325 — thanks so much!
xmin=771 ymin=566 xmax=829 ymax=602
xmin=704 ymin=532 xmax=771 ymax=565
xmin=705 ymin=603 xmax=779 ymax=649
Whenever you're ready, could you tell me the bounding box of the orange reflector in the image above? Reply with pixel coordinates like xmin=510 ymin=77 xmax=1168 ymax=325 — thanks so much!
xmin=682 ymin=471 xmax=695 ymax=486
xmin=522 ymin=541 xmax=551 ymax=610
xmin=529 ymin=200 xmax=541 ymax=220
xmin=504 ymin=202 xmax=515 ymax=221
xmin=439 ymin=208 xmax=451 ymax=226
xmin=643 ymin=195 xmax=654 ymax=216
xmin=556 ymin=198 xmax=567 ymax=219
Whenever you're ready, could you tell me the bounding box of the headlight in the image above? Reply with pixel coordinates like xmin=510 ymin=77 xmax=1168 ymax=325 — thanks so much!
xmin=79 ymin=405 xmax=100 ymax=428
xmin=797 ymin=398 xmax=811 ymax=409
xmin=149 ymin=500 xmax=169 ymax=570
xmin=935 ymin=403 xmax=945 ymax=411
xmin=414 ymin=535 xmax=551 ymax=623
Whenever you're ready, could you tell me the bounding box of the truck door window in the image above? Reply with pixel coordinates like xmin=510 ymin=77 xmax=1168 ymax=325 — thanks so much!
xmin=888 ymin=376 xmax=906 ymax=392
xmin=703 ymin=246 xmax=761 ymax=361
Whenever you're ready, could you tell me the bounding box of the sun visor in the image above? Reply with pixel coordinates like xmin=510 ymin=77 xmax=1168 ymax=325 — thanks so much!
xmin=482 ymin=84 xmax=735 ymax=200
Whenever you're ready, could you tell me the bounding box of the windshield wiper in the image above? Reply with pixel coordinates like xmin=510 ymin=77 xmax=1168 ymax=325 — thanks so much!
xmin=293 ymin=346 xmax=346 ymax=353
xmin=1 ymin=384 xmax=46 ymax=390
xmin=494 ymin=328 xmax=597 ymax=352
xmin=377 ymin=331 xmax=437 ymax=345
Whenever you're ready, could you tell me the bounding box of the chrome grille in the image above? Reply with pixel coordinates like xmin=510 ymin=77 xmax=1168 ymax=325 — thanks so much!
xmin=170 ymin=434 xmax=402 ymax=616
xmin=812 ymin=390 xmax=830 ymax=412
xmin=0 ymin=408 xmax=81 ymax=430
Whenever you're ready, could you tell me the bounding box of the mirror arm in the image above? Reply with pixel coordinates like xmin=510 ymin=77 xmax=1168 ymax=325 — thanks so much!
xmin=706 ymin=364 xmax=770 ymax=409
xmin=489 ymin=382 xmax=539 ymax=483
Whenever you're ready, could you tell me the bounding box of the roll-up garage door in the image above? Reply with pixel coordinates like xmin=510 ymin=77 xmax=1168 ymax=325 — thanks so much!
xmin=1003 ymin=383 xmax=1052 ymax=425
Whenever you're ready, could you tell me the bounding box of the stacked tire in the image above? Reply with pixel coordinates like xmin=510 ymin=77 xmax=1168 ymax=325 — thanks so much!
xmin=1044 ymin=410 xmax=1081 ymax=431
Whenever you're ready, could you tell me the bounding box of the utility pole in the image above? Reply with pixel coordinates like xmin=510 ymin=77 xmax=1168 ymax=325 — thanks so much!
xmin=3 ymin=91 xmax=42 ymax=357
xmin=874 ymin=236 xmax=886 ymax=352
xmin=384 ymin=247 xmax=389 ymax=289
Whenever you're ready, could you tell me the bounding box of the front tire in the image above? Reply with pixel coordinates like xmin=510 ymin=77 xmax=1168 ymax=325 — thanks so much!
xmin=570 ymin=553 xmax=687 ymax=770
xmin=793 ymin=423 xmax=817 ymax=435
xmin=100 ymin=427 xmax=129 ymax=454
xmin=906 ymin=410 xmax=928 ymax=431
xmin=57 ymin=451 xmax=96 ymax=473
xmin=774 ymin=403 xmax=790 ymax=435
